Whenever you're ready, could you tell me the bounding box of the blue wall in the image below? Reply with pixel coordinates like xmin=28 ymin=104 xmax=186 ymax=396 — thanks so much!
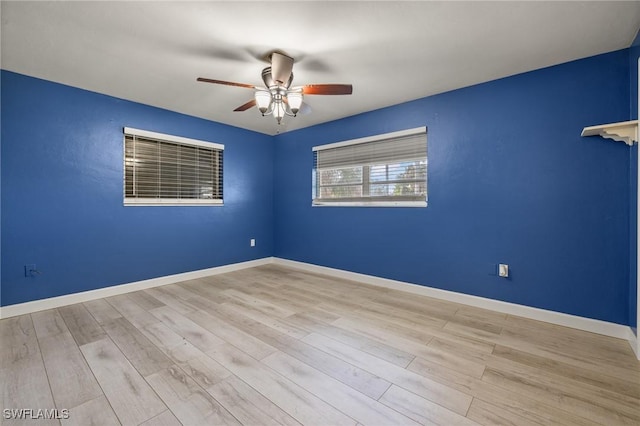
xmin=1 ymin=71 xmax=274 ymax=306
xmin=274 ymin=50 xmax=631 ymax=325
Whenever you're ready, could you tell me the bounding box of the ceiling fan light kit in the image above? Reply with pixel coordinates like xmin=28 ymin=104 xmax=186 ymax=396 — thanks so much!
xmin=255 ymin=90 xmax=272 ymax=114
xmin=287 ymin=92 xmax=303 ymax=115
xmin=198 ymin=51 xmax=352 ymax=125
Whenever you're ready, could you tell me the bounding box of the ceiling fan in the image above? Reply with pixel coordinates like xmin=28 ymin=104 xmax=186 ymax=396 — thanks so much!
xmin=197 ymin=51 xmax=353 ymax=125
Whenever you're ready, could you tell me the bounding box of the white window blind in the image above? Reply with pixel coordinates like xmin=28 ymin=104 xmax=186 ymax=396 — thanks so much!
xmin=123 ymin=127 xmax=224 ymax=206
xmin=313 ymin=127 xmax=427 ymax=207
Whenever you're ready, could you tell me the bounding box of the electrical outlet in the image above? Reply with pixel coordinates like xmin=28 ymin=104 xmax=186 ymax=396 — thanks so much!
xmin=498 ymin=263 xmax=509 ymax=278
xmin=250 ymin=239 xmax=256 ymax=247
xmin=25 ymin=264 xmax=37 ymax=277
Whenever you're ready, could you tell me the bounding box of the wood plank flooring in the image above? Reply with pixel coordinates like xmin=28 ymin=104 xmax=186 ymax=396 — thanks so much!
xmin=1 ymin=264 xmax=639 ymax=425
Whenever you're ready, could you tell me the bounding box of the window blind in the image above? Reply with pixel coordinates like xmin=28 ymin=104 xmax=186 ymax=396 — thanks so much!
xmin=312 ymin=127 xmax=427 ymax=207
xmin=124 ymin=128 xmax=224 ymax=205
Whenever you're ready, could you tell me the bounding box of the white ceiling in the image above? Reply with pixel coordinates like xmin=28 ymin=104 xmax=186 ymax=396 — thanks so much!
xmin=2 ymin=1 xmax=640 ymax=136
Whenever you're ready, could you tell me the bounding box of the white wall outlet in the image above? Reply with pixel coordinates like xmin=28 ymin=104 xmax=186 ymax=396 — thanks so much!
xmin=250 ymin=238 xmax=256 ymax=247
xmin=498 ymin=263 xmax=509 ymax=278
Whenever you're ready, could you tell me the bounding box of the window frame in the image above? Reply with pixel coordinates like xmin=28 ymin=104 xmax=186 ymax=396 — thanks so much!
xmin=123 ymin=127 xmax=224 ymax=207
xmin=312 ymin=127 xmax=427 ymax=208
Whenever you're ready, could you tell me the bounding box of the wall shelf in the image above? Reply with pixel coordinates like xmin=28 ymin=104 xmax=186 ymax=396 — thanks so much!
xmin=581 ymin=120 xmax=638 ymax=146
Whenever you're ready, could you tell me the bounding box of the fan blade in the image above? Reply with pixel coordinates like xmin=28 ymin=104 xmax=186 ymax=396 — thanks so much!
xmin=271 ymin=52 xmax=294 ymax=87
xmin=234 ymin=99 xmax=256 ymax=111
xmin=302 ymin=84 xmax=353 ymax=95
xmin=197 ymin=77 xmax=256 ymax=89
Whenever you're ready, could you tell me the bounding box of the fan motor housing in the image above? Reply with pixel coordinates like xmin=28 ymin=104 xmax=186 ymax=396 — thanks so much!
xmin=262 ymin=67 xmax=293 ymax=89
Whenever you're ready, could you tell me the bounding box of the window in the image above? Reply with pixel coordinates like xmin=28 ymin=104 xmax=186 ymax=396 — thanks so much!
xmin=123 ymin=127 xmax=224 ymax=206
xmin=313 ymin=127 xmax=427 ymax=207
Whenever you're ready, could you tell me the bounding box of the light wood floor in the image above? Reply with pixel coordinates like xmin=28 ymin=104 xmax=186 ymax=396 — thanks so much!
xmin=1 ymin=265 xmax=639 ymax=426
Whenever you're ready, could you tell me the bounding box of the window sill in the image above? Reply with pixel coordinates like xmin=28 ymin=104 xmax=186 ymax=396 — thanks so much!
xmin=312 ymin=201 xmax=427 ymax=208
xmin=124 ymin=199 xmax=223 ymax=207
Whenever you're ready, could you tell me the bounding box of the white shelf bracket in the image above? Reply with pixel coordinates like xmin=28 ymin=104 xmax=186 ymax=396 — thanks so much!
xmin=581 ymin=120 xmax=638 ymax=146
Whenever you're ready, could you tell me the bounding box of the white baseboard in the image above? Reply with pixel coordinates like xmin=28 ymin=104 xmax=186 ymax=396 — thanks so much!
xmin=273 ymin=258 xmax=636 ymax=351
xmin=0 ymin=257 xmax=274 ymax=319
xmin=629 ymin=328 xmax=639 ymax=359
